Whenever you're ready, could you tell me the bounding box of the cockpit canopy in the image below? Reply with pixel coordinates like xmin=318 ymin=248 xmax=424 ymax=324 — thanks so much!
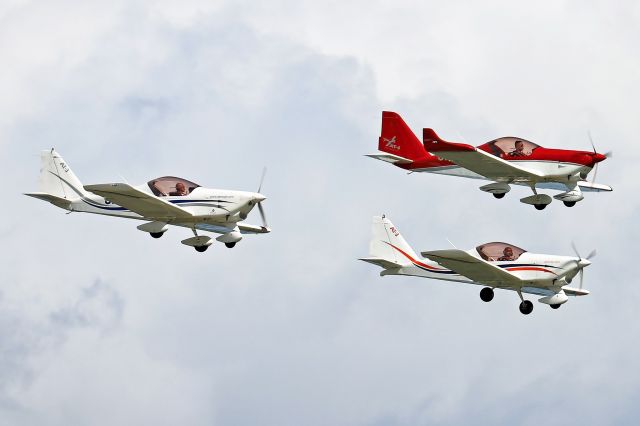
xmin=476 ymin=242 xmax=526 ymax=262
xmin=148 ymin=176 xmax=200 ymax=197
xmin=481 ymin=137 xmax=540 ymax=159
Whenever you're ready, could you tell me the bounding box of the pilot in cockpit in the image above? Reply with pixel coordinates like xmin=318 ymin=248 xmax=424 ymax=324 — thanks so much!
xmin=497 ymin=246 xmax=515 ymax=261
xmin=508 ymin=140 xmax=529 ymax=157
xmin=169 ymin=182 xmax=189 ymax=196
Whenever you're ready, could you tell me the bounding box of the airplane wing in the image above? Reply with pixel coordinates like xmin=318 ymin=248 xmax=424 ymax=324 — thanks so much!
xmin=421 ymin=249 xmax=522 ymax=286
xmin=423 ymin=129 xmax=543 ymax=182
xmin=84 ymin=183 xmax=193 ymax=220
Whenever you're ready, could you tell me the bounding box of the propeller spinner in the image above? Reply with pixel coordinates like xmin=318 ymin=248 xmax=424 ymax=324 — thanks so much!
xmin=567 ymin=241 xmax=597 ymax=289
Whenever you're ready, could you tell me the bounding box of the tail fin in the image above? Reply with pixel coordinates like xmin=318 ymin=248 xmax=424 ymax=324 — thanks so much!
xmin=360 ymin=216 xmax=418 ymax=268
xmin=30 ymin=149 xmax=87 ymax=200
xmin=378 ymin=111 xmax=428 ymax=160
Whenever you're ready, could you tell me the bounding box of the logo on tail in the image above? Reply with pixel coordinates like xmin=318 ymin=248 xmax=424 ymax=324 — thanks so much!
xmin=383 ymin=136 xmax=400 ymax=151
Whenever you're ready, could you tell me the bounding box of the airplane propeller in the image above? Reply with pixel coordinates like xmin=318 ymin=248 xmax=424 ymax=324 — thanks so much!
xmin=256 ymin=167 xmax=268 ymax=229
xmin=569 ymin=241 xmax=597 ymax=289
xmin=587 ymin=131 xmax=613 ymax=184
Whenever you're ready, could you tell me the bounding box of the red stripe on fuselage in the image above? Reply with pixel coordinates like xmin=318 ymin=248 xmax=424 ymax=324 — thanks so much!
xmin=384 ymin=242 xmax=447 ymax=271
xmin=505 ymin=266 xmax=557 ymax=275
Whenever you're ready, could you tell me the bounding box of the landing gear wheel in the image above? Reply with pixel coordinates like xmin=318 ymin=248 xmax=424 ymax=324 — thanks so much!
xmin=493 ymin=193 xmax=506 ymax=199
xmin=534 ymin=204 xmax=547 ymax=210
xmin=150 ymin=232 xmax=164 ymax=239
xmin=195 ymin=245 xmax=209 ymax=253
xmin=519 ymin=300 xmax=534 ymax=315
xmin=480 ymin=287 xmax=494 ymax=302
xmin=225 ymin=242 xmax=236 ymax=248
xmin=563 ymin=201 xmax=576 ymax=207
xmin=550 ymin=304 xmax=561 ymax=309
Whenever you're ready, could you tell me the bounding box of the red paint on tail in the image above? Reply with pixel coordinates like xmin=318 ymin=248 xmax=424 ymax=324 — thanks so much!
xmin=379 ymin=111 xmax=429 ymax=160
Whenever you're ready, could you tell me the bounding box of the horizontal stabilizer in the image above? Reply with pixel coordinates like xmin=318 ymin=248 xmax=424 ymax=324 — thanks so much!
xmin=359 ymin=257 xmax=402 ymax=269
xmin=24 ymin=192 xmax=72 ymax=209
xmin=365 ymin=153 xmax=413 ymax=165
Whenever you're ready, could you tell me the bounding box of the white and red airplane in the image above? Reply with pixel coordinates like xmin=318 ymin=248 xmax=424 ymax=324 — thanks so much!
xmin=367 ymin=111 xmax=612 ymax=210
xmin=25 ymin=149 xmax=270 ymax=252
xmin=360 ymin=216 xmax=595 ymax=315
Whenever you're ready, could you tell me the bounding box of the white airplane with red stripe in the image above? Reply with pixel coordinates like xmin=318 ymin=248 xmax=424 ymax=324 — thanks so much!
xmin=25 ymin=149 xmax=270 ymax=252
xmin=360 ymin=216 xmax=594 ymax=315
xmin=367 ymin=111 xmax=612 ymax=210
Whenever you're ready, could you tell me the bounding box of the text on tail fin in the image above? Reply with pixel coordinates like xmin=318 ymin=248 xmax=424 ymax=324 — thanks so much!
xmin=378 ymin=111 xmax=428 ymax=160
xmin=38 ymin=149 xmax=86 ymax=199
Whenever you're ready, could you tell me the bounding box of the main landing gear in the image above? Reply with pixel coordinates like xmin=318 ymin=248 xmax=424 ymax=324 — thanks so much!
xmin=181 ymin=229 xmax=213 ymax=253
xmin=480 ymin=287 xmax=494 ymax=302
xmin=517 ymin=290 xmax=533 ymax=315
xmin=479 ymin=182 xmax=510 ymax=200
xmin=150 ymin=232 xmax=164 ymax=239
xmin=563 ymin=201 xmax=576 ymax=207
xmin=225 ymin=242 xmax=236 ymax=248
xmin=519 ymin=300 xmax=534 ymax=315
xmin=520 ymin=187 xmax=552 ymax=211
xmin=479 ymin=288 xmax=564 ymax=314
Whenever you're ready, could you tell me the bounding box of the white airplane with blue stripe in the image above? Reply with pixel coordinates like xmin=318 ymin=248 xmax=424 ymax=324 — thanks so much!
xmin=360 ymin=216 xmax=595 ymax=315
xmin=25 ymin=149 xmax=270 ymax=252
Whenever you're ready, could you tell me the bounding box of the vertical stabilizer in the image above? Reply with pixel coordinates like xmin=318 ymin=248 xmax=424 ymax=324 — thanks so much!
xmin=365 ymin=216 xmax=417 ymax=267
xmin=38 ymin=149 xmax=86 ymax=199
xmin=378 ymin=111 xmax=428 ymax=160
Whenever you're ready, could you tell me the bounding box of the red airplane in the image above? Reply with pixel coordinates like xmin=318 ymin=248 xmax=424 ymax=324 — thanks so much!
xmin=367 ymin=111 xmax=612 ymax=210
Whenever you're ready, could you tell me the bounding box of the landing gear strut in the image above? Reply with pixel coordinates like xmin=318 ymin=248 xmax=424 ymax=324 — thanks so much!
xmin=480 ymin=287 xmax=494 ymax=302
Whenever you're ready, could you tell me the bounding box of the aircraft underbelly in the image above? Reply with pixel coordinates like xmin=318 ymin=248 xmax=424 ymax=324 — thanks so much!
xmin=416 ymin=161 xmax=585 ymax=191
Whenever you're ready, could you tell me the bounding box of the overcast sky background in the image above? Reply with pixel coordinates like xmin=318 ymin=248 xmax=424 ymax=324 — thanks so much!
xmin=1 ymin=1 xmax=639 ymax=425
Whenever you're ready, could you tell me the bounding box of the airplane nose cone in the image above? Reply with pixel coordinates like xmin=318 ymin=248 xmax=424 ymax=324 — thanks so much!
xmin=253 ymin=193 xmax=266 ymax=202
xmin=578 ymin=259 xmax=591 ymax=268
xmin=592 ymin=153 xmax=607 ymax=163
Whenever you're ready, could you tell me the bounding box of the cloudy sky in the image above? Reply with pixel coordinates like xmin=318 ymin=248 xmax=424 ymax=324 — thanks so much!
xmin=1 ymin=0 xmax=639 ymax=424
